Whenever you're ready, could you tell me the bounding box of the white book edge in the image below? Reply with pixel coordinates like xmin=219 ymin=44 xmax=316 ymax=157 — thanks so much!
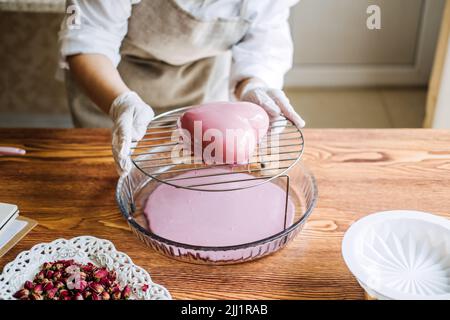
xmin=0 ymin=202 xmax=18 ymax=229
xmin=0 ymin=212 xmax=19 ymax=238
xmin=0 ymin=216 xmax=38 ymax=258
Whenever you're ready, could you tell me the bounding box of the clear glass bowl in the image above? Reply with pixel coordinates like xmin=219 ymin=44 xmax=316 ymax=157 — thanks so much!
xmin=116 ymin=161 xmax=318 ymax=265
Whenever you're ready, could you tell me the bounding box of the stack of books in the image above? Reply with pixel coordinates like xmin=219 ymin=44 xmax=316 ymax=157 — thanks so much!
xmin=0 ymin=203 xmax=37 ymax=258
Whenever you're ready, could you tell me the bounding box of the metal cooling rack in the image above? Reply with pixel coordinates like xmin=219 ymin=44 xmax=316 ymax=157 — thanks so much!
xmin=129 ymin=106 xmax=304 ymax=192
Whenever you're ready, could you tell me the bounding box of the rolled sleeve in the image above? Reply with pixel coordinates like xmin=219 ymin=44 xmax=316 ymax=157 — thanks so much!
xmin=230 ymin=0 xmax=298 ymax=94
xmin=58 ymin=0 xmax=137 ymax=69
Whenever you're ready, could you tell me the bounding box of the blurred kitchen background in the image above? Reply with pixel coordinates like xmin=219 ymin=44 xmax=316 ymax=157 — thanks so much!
xmin=0 ymin=0 xmax=449 ymax=128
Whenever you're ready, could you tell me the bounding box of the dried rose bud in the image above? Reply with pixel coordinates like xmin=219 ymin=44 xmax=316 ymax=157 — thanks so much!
xmin=30 ymin=292 xmax=43 ymax=300
xmin=89 ymin=282 xmax=104 ymax=294
xmin=35 ymin=270 xmax=45 ymax=281
xmin=24 ymin=280 xmax=34 ymax=290
xmin=121 ymin=285 xmax=131 ymax=299
xmin=108 ymin=270 xmax=117 ymax=281
xmin=111 ymin=283 xmax=121 ymax=290
xmin=45 ymin=270 xmax=54 ymax=279
xmin=43 ymin=282 xmax=54 ymax=292
xmin=82 ymin=263 xmax=94 ymax=273
xmin=99 ymin=277 xmax=111 ymax=287
xmin=13 ymin=288 xmax=30 ymax=300
xmin=101 ymin=291 xmax=110 ymax=300
xmin=111 ymin=289 xmax=121 ymax=300
xmin=53 ymin=271 xmax=62 ymax=280
xmin=73 ymin=292 xmax=84 ymax=300
xmin=82 ymin=290 xmax=92 ymax=299
xmin=46 ymin=288 xmax=58 ymax=300
xmin=42 ymin=262 xmax=53 ymax=270
xmin=93 ymin=269 xmax=108 ymax=280
xmin=63 ymin=260 xmax=75 ymax=267
xmin=22 ymin=260 xmax=124 ymax=300
xmin=55 ymin=263 xmax=64 ymax=270
xmin=142 ymin=284 xmax=149 ymax=292
xmin=54 ymin=281 xmax=65 ymax=289
xmin=59 ymin=289 xmax=69 ymax=298
xmin=33 ymin=284 xmax=43 ymax=294
xmin=91 ymin=293 xmax=101 ymax=300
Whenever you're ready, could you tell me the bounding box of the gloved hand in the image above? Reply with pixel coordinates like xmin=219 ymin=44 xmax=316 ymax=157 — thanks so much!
xmin=109 ymin=91 xmax=154 ymax=176
xmin=239 ymin=79 xmax=305 ymax=129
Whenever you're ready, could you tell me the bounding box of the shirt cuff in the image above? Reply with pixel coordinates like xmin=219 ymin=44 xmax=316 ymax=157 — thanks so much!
xmin=58 ymin=26 xmax=122 ymax=69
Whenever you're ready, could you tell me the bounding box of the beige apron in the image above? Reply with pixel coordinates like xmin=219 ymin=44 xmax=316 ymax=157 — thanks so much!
xmin=66 ymin=0 xmax=250 ymax=128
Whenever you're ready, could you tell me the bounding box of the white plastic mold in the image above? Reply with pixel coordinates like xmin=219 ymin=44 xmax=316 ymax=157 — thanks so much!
xmin=342 ymin=210 xmax=450 ymax=300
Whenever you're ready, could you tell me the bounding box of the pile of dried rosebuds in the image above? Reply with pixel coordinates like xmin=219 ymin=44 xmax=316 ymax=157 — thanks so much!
xmin=13 ymin=260 xmax=137 ymax=300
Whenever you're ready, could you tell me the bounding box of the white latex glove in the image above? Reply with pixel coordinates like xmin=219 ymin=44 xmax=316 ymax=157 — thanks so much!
xmin=240 ymin=80 xmax=306 ymax=129
xmin=109 ymin=91 xmax=154 ymax=176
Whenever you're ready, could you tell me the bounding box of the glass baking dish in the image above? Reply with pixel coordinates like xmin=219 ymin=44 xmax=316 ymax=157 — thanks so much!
xmin=116 ymin=160 xmax=318 ymax=265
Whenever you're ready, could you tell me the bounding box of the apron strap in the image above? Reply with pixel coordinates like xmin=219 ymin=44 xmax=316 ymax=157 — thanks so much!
xmin=240 ymin=0 xmax=249 ymax=18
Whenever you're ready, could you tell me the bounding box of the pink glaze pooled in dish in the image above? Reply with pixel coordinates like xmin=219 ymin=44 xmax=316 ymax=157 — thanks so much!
xmin=178 ymin=101 xmax=269 ymax=164
xmin=144 ymin=168 xmax=295 ymax=247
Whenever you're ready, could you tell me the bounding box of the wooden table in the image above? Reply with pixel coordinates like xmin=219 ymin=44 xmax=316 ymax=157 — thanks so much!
xmin=1 ymin=128 xmax=450 ymax=300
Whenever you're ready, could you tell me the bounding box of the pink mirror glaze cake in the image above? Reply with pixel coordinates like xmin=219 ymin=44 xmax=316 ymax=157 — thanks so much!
xmin=178 ymin=101 xmax=269 ymax=164
xmin=142 ymin=103 xmax=294 ymax=253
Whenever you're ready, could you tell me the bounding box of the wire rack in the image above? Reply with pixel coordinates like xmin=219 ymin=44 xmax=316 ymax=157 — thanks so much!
xmin=129 ymin=106 xmax=304 ymax=192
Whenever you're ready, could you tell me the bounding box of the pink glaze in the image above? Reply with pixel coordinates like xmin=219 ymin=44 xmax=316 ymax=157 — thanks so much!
xmin=144 ymin=168 xmax=295 ymax=247
xmin=179 ymin=102 xmax=269 ymax=164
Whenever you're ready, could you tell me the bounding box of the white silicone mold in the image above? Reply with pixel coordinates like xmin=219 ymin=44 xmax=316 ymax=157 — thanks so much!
xmin=342 ymin=210 xmax=450 ymax=300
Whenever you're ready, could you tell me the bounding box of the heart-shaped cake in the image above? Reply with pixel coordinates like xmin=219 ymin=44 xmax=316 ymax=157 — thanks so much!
xmin=178 ymin=101 xmax=269 ymax=164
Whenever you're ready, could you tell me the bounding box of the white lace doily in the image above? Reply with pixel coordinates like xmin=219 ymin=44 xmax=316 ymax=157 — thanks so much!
xmin=0 ymin=236 xmax=171 ymax=300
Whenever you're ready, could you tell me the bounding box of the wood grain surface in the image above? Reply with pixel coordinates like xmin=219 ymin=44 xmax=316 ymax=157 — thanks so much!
xmin=1 ymin=128 xmax=450 ymax=300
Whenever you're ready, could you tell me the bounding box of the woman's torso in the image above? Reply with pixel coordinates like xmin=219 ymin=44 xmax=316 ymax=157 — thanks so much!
xmin=117 ymin=0 xmax=251 ymax=111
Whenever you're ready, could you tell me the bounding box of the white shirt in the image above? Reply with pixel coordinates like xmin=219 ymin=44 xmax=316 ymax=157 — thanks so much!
xmin=59 ymin=0 xmax=298 ymax=90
